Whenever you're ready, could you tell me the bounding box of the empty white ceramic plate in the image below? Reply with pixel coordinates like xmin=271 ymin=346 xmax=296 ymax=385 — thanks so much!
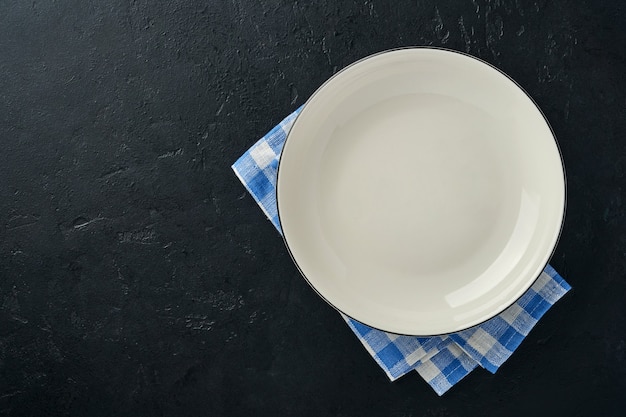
xmin=277 ymin=48 xmax=565 ymax=336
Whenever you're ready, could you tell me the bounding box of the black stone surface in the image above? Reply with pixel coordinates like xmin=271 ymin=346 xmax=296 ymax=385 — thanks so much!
xmin=1 ymin=0 xmax=625 ymax=415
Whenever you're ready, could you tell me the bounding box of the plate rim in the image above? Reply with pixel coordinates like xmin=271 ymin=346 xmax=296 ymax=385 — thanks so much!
xmin=276 ymin=46 xmax=567 ymax=336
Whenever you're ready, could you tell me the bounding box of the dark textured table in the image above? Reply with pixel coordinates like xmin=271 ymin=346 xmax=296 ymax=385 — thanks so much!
xmin=1 ymin=1 xmax=625 ymax=416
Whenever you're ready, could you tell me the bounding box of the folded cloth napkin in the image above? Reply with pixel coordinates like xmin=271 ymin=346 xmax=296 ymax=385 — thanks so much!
xmin=232 ymin=108 xmax=571 ymax=395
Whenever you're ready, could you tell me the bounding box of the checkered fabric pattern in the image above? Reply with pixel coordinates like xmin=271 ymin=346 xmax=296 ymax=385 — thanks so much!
xmin=343 ymin=313 xmax=449 ymax=381
xmin=232 ymin=106 xmax=302 ymax=232
xmin=414 ymin=343 xmax=479 ymax=395
xmin=232 ymin=108 xmax=571 ymax=395
xmin=448 ymin=264 xmax=571 ymax=374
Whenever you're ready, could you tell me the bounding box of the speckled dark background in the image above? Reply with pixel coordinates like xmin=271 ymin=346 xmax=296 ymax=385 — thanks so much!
xmin=0 ymin=0 xmax=625 ymax=415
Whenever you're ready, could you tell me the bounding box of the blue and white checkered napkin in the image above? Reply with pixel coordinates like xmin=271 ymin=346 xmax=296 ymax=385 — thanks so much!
xmin=232 ymin=108 xmax=571 ymax=395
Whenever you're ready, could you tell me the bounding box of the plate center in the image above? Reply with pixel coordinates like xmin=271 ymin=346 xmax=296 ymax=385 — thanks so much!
xmin=318 ymin=93 xmax=513 ymax=281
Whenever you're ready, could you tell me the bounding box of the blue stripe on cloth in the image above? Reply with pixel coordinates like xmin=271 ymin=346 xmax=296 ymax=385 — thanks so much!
xmin=232 ymin=108 xmax=571 ymax=395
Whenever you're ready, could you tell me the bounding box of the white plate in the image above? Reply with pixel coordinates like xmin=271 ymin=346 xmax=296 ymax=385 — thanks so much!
xmin=277 ymin=48 xmax=565 ymax=336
